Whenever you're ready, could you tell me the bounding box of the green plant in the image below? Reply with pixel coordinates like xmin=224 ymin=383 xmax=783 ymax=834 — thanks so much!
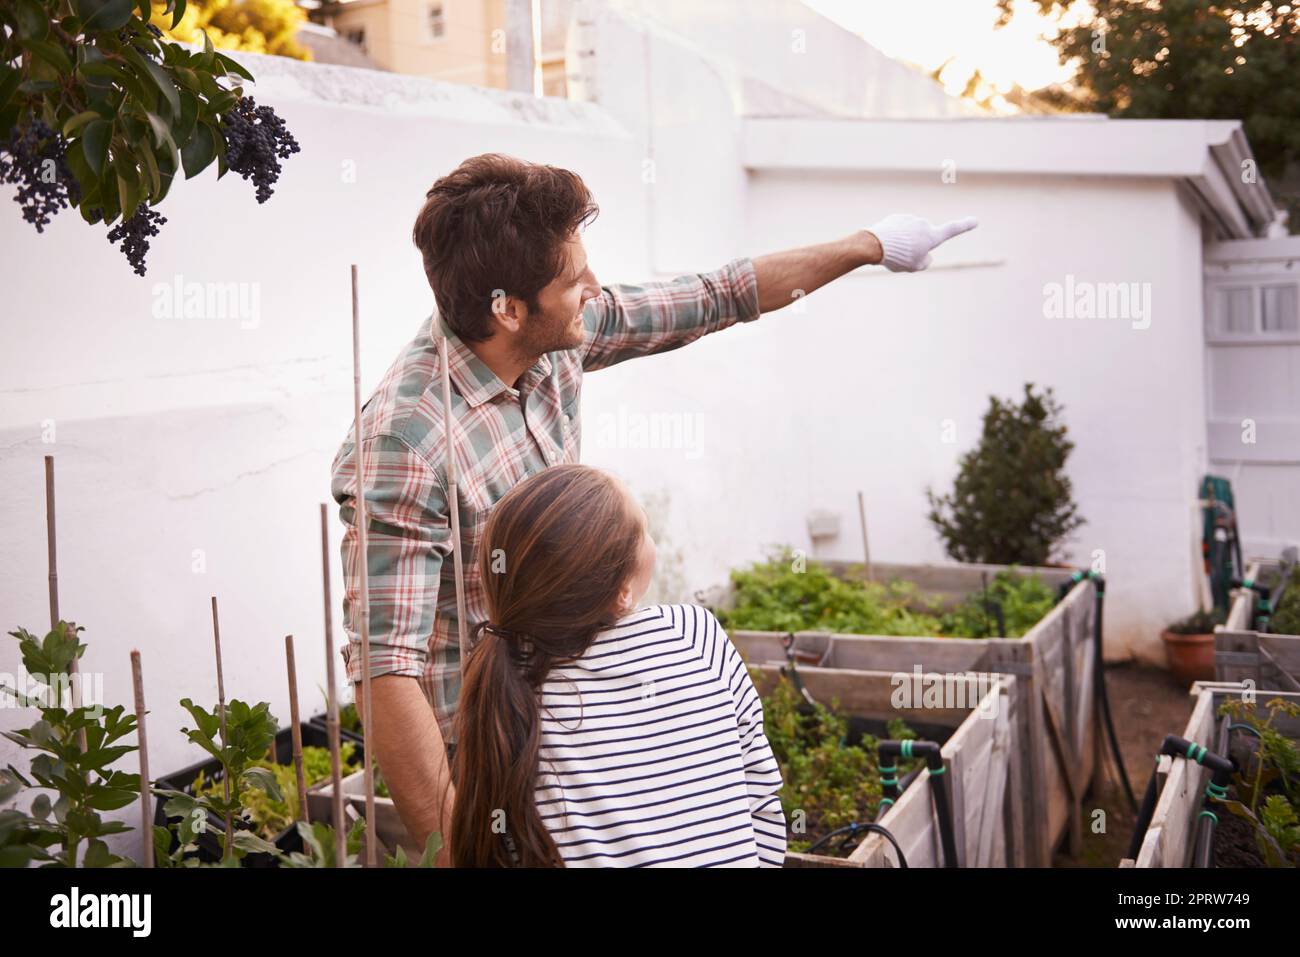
xmin=0 ymin=620 xmax=141 ymax=867
xmin=1167 ymin=609 xmax=1223 ymax=635
xmin=1269 ymin=566 xmax=1300 ymax=636
xmin=938 ymin=567 xmax=1057 ymax=639
xmin=1216 ymin=696 xmax=1300 ymax=867
xmin=716 ymin=548 xmax=1055 ymax=640
xmin=759 ymin=670 xmax=916 ymax=855
xmin=716 ymin=547 xmax=946 ymax=637
xmin=927 ymin=383 xmax=1084 ymax=566
xmin=191 ymin=741 xmax=358 ymax=842
xmin=0 ymin=0 xmax=300 ymax=275
xmin=152 ymin=697 xmax=283 ymax=865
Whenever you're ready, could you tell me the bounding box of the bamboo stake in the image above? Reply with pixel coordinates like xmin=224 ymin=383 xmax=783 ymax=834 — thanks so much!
xmin=350 ymin=263 xmax=378 ymax=868
xmin=130 ymin=650 xmax=154 ymax=868
xmin=210 ymin=596 xmax=234 ymax=861
xmin=857 ymin=490 xmax=873 ymax=582
xmin=438 ymin=324 xmax=470 ymax=664
xmin=320 ymin=503 xmax=347 ymax=867
xmin=45 ymin=455 xmax=59 ymax=629
xmin=285 ymin=635 xmax=308 ymax=828
xmin=45 ymin=456 xmax=89 ymax=760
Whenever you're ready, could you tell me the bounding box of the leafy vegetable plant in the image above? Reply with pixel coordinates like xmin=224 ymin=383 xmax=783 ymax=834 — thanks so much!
xmin=759 ymin=670 xmax=916 ymax=855
xmin=1216 ymin=695 xmax=1300 ymax=867
xmin=716 ymin=548 xmax=1054 ymax=639
xmin=0 ymin=620 xmax=141 ymax=867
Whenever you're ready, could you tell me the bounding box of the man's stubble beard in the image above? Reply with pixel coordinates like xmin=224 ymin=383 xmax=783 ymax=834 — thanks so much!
xmin=514 ymin=302 xmax=586 ymax=363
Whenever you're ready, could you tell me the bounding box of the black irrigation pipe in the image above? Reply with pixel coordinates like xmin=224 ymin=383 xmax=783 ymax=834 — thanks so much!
xmin=779 ymin=637 xmax=953 ymax=867
xmin=1123 ymin=734 xmax=1234 ymax=865
xmin=1056 ymin=570 xmax=1137 ymax=811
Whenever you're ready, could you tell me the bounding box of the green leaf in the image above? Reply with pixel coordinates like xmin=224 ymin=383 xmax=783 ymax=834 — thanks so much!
xmin=213 ymin=52 xmax=254 ymax=83
xmin=0 ymin=67 xmax=21 ymax=111
xmin=179 ymin=122 xmax=215 ymax=179
xmin=62 ymin=110 xmax=103 ymax=137
xmin=14 ymin=0 xmax=50 ymax=41
xmin=170 ymin=0 xmax=187 ymax=31
xmin=86 ymin=786 xmax=139 ymax=811
xmin=418 ymin=830 xmax=443 ymax=867
xmin=74 ymin=0 xmax=136 ymax=33
xmin=121 ymin=45 xmax=180 ymax=119
xmin=81 ymin=120 xmax=111 ymax=177
xmin=22 ymin=39 xmax=74 ymax=74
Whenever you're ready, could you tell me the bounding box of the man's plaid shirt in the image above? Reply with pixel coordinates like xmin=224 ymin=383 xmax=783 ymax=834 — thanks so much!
xmin=330 ymin=257 xmax=761 ymax=745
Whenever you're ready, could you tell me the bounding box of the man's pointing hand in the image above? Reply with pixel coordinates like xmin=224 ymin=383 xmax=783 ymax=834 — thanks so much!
xmin=865 ymin=214 xmax=979 ymax=273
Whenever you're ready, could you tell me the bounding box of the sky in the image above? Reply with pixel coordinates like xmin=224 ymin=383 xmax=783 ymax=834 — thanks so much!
xmin=803 ymin=0 xmax=1087 ymax=105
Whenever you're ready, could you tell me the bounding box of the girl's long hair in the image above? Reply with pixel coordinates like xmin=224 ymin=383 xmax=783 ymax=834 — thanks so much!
xmin=450 ymin=464 xmax=644 ymax=866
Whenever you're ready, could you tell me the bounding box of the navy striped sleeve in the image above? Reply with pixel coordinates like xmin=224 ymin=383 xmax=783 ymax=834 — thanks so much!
xmin=706 ymin=609 xmax=788 ymax=867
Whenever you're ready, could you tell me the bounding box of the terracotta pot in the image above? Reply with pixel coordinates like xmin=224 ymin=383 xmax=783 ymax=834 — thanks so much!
xmin=1160 ymin=629 xmax=1216 ymax=687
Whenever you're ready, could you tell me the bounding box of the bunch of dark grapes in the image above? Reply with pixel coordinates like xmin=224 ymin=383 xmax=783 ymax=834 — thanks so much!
xmin=106 ymin=206 xmax=167 ymax=277
xmin=0 ymin=119 xmax=80 ymax=232
xmin=220 ymin=96 xmax=301 ymax=204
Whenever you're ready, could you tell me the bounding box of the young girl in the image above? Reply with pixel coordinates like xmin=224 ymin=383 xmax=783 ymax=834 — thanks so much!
xmin=450 ymin=464 xmax=786 ymax=867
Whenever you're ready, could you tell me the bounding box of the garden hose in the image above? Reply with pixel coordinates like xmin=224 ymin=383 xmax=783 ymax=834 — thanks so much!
xmin=1229 ymin=575 xmax=1273 ymax=632
xmin=805 ymin=821 xmax=909 ymax=867
xmin=1123 ymin=734 xmax=1234 ymax=863
xmin=1057 ymin=570 xmax=1137 ymax=811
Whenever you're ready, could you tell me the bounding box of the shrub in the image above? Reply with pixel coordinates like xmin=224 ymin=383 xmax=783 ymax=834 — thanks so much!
xmin=927 ymin=383 xmax=1084 ymax=566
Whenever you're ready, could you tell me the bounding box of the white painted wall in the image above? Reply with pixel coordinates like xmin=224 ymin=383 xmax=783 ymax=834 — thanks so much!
xmin=0 ymin=8 xmax=1259 ymax=864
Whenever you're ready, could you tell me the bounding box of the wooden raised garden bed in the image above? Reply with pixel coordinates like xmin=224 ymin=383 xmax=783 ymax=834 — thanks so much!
xmin=757 ymin=665 xmax=1019 ymax=868
xmin=1123 ymin=681 xmax=1300 ymax=868
xmin=1216 ymin=559 xmax=1300 ymax=693
xmin=717 ymin=558 xmax=1098 ymax=867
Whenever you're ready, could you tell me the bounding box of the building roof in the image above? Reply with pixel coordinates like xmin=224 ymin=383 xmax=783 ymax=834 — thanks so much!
xmin=742 ymin=116 xmax=1279 ymax=239
xmin=296 ymin=21 xmax=387 ymax=71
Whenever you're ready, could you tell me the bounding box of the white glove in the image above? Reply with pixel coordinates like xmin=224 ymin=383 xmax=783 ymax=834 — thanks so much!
xmin=865 ymin=214 xmax=979 ymax=273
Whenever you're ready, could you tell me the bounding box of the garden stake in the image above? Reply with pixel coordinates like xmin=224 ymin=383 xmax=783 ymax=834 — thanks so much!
xmin=320 ymin=502 xmax=347 ymax=867
xmin=350 ymin=263 xmax=379 ymax=867
xmin=285 ymin=635 xmax=309 ymax=826
xmin=130 ymin=649 xmax=153 ymax=868
xmin=438 ymin=321 xmax=470 ymax=663
xmin=857 ymin=490 xmax=872 ymax=581
xmin=210 ymin=596 xmax=234 ymax=861
xmin=45 ymin=456 xmax=88 ymax=758
xmin=1124 ymin=734 xmax=1234 ymax=863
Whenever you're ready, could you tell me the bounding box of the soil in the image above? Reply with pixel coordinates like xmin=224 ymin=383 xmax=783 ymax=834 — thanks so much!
xmin=1053 ymin=660 xmax=1197 ymax=868
xmin=1211 ymin=805 xmax=1266 ymax=867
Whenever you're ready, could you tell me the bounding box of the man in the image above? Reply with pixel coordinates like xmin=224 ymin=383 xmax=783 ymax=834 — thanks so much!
xmin=330 ymin=153 xmax=976 ymax=865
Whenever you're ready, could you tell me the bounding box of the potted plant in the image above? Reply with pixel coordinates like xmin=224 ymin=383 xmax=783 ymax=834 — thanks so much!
xmin=1161 ymin=609 xmax=1221 ymax=686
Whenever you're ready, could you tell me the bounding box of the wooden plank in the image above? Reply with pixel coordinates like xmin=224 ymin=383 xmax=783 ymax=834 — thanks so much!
xmin=1134 ymin=688 xmax=1216 ymax=867
xmin=1041 ymin=684 xmax=1084 ymax=855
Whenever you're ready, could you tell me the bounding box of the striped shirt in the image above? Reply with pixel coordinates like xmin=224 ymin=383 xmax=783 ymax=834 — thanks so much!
xmin=330 ymin=258 xmax=762 ymax=746
xmin=534 ymin=603 xmax=787 ymax=867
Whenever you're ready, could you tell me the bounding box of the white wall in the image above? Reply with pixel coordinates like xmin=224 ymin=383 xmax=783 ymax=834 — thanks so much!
xmin=0 ymin=52 xmax=646 ymax=859
xmin=588 ymin=166 xmax=1210 ymax=666
xmin=0 ymin=12 xmax=1236 ymax=864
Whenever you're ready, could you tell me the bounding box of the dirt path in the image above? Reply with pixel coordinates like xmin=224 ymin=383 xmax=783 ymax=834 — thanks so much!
xmin=1052 ymin=661 xmax=1198 ymax=867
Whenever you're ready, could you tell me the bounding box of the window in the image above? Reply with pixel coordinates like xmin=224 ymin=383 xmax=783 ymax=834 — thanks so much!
xmin=1261 ymin=283 xmax=1299 ymax=333
xmin=426 ymin=2 xmax=446 ymax=41
xmin=1209 ymin=280 xmax=1300 ymax=340
xmin=1216 ymin=287 xmax=1254 ymax=335
xmin=345 ymin=27 xmax=366 ymax=53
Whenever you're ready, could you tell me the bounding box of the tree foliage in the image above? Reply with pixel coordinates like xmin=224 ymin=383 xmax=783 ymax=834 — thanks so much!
xmin=927 ymin=383 xmax=1084 ymax=566
xmin=148 ymin=0 xmax=311 ymax=61
xmin=997 ymin=0 xmax=1300 ymax=231
xmin=0 ymin=0 xmax=300 ymax=275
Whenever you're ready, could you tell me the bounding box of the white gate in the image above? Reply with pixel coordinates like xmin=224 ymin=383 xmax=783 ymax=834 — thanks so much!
xmin=1204 ymin=236 xmax=1300 ymax=558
